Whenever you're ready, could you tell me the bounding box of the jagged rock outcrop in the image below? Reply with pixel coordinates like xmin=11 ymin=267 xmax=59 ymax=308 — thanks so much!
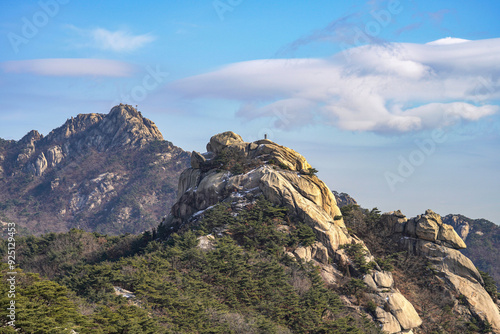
xmin=8 ymin=104 xmax=164 ymax=178
xmin=166 ymin=131 xmax=350 ymax=253
xmin=382 ymin=209 xmax=466 ymax=249
xmin=381 ymin=210 xmax=500 ymax=333
xmin=43 ymin=103 xmax=164 ymax=153
xmin=16 ymin=130 xmax=42 ymax=163
xmin=165 ymin=131 xmax=423 ymax=334
xmin=443 ymin=214 xmax=500 ymax=306
xmin=46 ymin=145 xmax=64 ymax=167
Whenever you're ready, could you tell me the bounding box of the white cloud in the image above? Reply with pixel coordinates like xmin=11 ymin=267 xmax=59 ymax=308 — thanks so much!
xmin=426 ymin=37 xmax=470 ymax=45
xmin=90 ymin=28 xmax=155 ymax=52
xmin=170 ymin=38 xmax=500 ymax=133
xmin=1 ymin=59 xmax=135 ymax=77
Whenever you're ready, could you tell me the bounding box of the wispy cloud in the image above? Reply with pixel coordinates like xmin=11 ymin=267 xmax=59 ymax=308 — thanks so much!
xmin=67 ymin=26 xmax=155 ymax=52
xmin=91 ymin=28 xmax=155 ymax=52
xmin=276 ymin=13 xmax=363 ymax=56
xmin=1 ymin=59 xmax=136 ymax=77
xmin=395 ymin=22 xmax=423 ymax=36
xmin=170 ymin=38 xmax=500 ymax=133
xmin=405 ymin=8 xmax=456 ymax=36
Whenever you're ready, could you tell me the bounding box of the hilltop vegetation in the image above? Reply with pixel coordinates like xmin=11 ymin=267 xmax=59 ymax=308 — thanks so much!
xmin=1 ymin=199 xmax=382 ymax=333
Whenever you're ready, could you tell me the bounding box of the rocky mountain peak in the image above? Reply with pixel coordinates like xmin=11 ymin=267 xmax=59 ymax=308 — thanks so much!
xmin=164 ymin=132 xmax=429 ymax=332
xmin=206 ymin=131 xmax=245 ymax=154
xmin=54 ymin=113 xmax=105 ymax=140
xmin=8 ymin=104 xmax=165 ymax=178
xmin=167 ymin=131 xmax=347 ymax=247
xmin=44 ymin=104 xmax=163 ymax=150
xmin=19 ymin=129 xmax=43 ymax=145
xmin=0 ymin=105 xmax=190 ymax=234
xmin=193 ymin=131 xmax=313 ymax=173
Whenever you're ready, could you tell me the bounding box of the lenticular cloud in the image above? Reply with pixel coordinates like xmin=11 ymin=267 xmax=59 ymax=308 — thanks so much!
xmin=171 ymin=38 xmax=500 ymax=133
xmin=1 ymin=59 xmax=135 ymax=77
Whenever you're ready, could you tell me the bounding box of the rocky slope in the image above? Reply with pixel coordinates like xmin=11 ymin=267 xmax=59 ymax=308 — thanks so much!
xmin=444 ymin=214 xmax=500 ymax=290
xmin=336 ymin=191 xmax=500 ymax=293
xmin=380 ymin=210 xmax=500 ymax=332
xmin=160 ymin=131 xmax=500 ymax=333
xmin=0 ymin=104 xmax=190 ymax=235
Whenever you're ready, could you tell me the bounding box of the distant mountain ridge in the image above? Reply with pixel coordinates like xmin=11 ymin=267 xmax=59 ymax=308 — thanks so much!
xmin=0 ymin=104 xmax=190 ymax=235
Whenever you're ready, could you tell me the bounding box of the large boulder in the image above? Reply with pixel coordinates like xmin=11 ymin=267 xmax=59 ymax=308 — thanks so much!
xmin=206 ymin=131 xmax=244 ymax=154
xmin=437 ymin=223 xmax=466 ymax=249
xmin=386 ymin=292 xmax=423 ymax=330
xmin=415 ymin=215 xmax=439 ymax=241
xmin=373 ymin=271 xmax=394 ymax=288
xmin=375 ymin=307 xmax=402 ymax=333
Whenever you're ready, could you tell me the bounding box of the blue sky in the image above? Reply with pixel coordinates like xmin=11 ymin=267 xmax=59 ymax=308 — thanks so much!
xmin=1 ymin=0 xmax=500 ymax=224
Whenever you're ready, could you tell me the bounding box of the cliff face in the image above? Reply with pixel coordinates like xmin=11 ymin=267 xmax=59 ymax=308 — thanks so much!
xmin=0 ymin=104 xmax=190 ymax=235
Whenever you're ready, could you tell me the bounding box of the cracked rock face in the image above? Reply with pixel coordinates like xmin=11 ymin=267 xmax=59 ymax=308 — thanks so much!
xmin=69 ymin=172 xmax=123 ymax=213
